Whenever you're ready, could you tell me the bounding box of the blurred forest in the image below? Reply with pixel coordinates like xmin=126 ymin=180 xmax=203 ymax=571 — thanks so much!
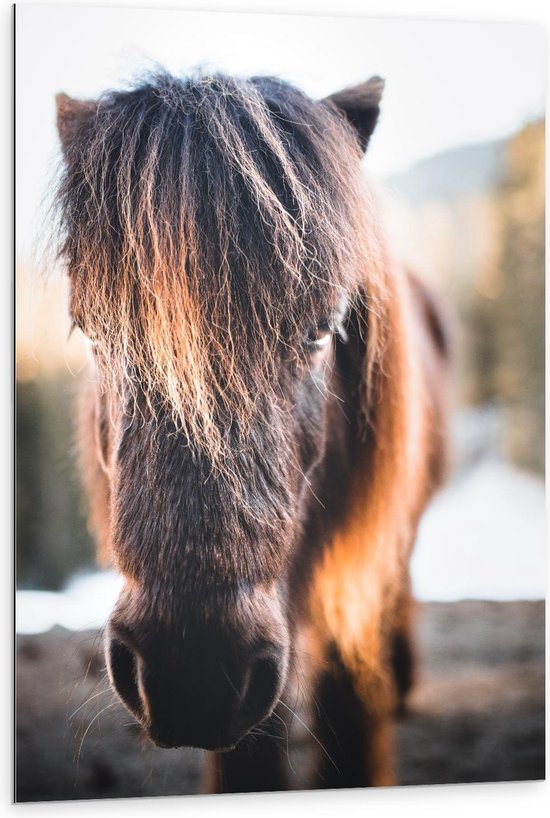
xmin=16 ymin=270 xmax=95 ymax=589
xmin=387 ymin=118 xmax=544 ymax=473
xmin=16 ymin=118 xmax=545 ymax=590
xmin=469 ymin=121 xmax=545 ymax=474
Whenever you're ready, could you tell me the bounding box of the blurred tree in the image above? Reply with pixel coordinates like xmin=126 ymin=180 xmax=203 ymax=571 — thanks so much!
xmin=480 ymin=121 xmax=545 ymax=475
xmin=17 ymin=376 xmax=95 ymax=589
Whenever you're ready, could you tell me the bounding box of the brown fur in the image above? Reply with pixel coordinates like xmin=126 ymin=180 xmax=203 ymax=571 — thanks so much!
xmin=308 ymin=262 xmax=447 ymax=783
xmin=53 ymin=71 xmax=449 ymax=791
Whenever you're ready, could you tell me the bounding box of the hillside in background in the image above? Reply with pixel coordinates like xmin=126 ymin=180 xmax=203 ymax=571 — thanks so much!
xmin=388 ymin=138 xmax=507 ymax=205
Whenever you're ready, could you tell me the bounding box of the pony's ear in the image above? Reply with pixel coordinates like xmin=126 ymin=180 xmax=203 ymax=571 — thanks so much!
xmin=56 ymin=93 xmax=98 ymax=156
xmin=324 ymin=76 xmax=384 ymax=153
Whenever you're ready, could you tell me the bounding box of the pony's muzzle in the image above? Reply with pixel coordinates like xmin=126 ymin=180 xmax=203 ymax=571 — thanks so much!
xmin=105 ymin=589 xmax=289 ymax=751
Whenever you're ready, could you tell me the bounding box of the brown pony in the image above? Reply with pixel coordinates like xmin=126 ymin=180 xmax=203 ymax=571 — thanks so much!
xmin=53 ymin=71 xmax=448 ymax=792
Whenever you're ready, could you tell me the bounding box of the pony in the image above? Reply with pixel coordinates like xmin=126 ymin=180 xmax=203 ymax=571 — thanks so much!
xmin=53 ymin=70 xmax=448 ymax=793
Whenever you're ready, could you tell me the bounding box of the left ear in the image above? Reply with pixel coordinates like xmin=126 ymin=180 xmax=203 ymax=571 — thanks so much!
xmin=56 ymin=92 xmax=98 ymax=158
xmin=324 ymin=76 xmax=385 ymax=153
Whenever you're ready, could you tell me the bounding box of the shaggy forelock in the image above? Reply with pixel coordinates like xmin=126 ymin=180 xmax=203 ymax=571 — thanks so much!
xmin=54 ymin=71 xmax=386 ymax=469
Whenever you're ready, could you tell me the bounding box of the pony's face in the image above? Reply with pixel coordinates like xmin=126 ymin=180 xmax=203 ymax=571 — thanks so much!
xmin=103 ymin=302 xmax=345 ymax=751
xmin=55 ymin=73 xmax=383 ymax=750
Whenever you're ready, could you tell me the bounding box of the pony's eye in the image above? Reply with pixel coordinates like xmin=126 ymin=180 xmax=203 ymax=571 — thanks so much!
xmin=305 ymin=324 xmax=332 ymax=351
xmin=71 ymin=320 xmax=98 ymax=349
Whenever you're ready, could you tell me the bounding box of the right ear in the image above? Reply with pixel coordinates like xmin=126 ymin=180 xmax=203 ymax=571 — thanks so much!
xmin=324 ymin=76 xmax=385 ymax=153
xmin=56 ymin=92 xmax=98 ymax=157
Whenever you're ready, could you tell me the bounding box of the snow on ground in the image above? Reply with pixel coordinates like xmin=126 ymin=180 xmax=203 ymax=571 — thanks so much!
xmin=17 ymin=571 xmax=123 ymax=635
xmin=16 ymin=454 xmax=545 ymax=635
xmin=412 ymin=455 xmax=545 ymax=602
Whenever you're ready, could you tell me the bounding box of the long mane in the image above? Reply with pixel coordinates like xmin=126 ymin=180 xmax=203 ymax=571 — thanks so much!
xmin=54 ymin=72 xmax=389 ymax=469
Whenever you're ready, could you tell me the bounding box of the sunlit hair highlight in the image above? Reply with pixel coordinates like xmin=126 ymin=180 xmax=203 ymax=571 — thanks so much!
xmin=54 ymin=71 xmax=389 ymax=470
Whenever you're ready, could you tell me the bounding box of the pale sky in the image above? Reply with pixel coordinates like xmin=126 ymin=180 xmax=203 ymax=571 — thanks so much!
xmin=16 ymin=4 xmax=545 ymax=260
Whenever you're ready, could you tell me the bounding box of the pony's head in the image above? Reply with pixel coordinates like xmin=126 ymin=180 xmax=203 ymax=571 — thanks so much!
xmin=54 ymin=72 xmax=388 ymax=750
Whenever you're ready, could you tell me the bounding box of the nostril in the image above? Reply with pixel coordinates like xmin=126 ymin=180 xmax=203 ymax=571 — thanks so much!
xmin=238 ymin=655 xmax=281 ymax=729
xmin=106 ymin=636 xmax=144 ymax=721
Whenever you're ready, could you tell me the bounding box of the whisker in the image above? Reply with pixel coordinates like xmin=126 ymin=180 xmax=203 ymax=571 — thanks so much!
xmin=68 ymin=687 xmax=112 ymax=721
xmin=219 ymin=661 xmax=241 ymax=698
xmin=278 ymin=700 xmax=340 ymax=775
xmin=272 ymin=710 xmax=296 ymax=775
xmin=75 ymin=701 xmax=118 ymax=769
